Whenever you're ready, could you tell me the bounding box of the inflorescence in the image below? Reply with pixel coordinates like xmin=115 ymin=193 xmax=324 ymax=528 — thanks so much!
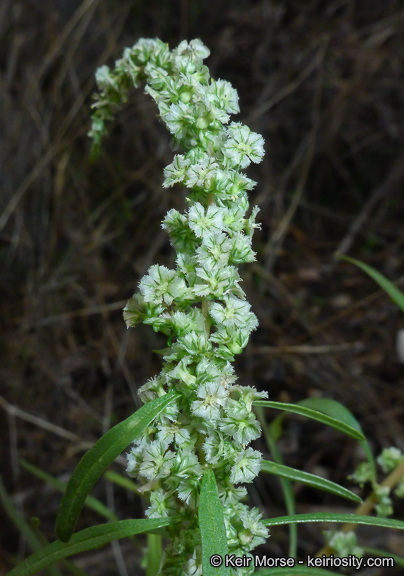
xmin=90 ymin=38 xmax=268 ymax=576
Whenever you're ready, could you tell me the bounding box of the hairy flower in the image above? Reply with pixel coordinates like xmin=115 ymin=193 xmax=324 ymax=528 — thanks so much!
xmin=163 ymin=155 xmax=191 ymax=187
xmin=191 ymin=381 xmax=229 ymax=421
xmin=188 ymin=203 xmax=223 ymax=237
xmin=207 ymin=79 xmax=240 ymax=121
xmin=139 ymin=264 xmax=189 ymax=305
xmin=220 ymin=404 xmax=262 ymax=446
xmin=238 ymin=508 xmax=269 ymax=550
xmin=185 ymin=154 xmax=219 ymax=189
xmin=146 ymin=489 xmax=178 ymax=518
xmin=209 ymin=295 xmax=255 ymax=330
xmin=196 ymin=232 xmax=232 ymax=268
xmin=223 ymin=122 xmax=265 ymax=169
xmin=139 ymin=439 xmax=176 ymax=480
xmin=230 ymin=448 xmax=262 ymax=484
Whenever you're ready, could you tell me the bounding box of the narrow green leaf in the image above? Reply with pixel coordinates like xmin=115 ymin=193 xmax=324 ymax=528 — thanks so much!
xmin=7 ymin=518 xmax=176 ymax=576
xmin=297 ymin=398 xmax=361 ymax=433
xmin=103 ymin=470 xmax=139 ymax=493
xmin=199 ymin=469 xmax=230 ymax=576
xmin=253 ymin=400 xmax=365 ymax=441
xmin=337 ymin=254 xmax=404 ymax=313
xmin=297 ymin=398 xmax=375 ymax=477
xmin=0 ymin=477 xmax=62 ymax=576
xmin=146 ymin=533 xmax=163 ymax=576
xmin=263 ymin=512 xmax=404 ymax=530
xmin=0 ymin=476 xmax=43 ymax=553
xmin=261 ymin=460 xmax=361 ymax=504
xmin=257 ymin=567 xmax=341 ymax=575
xmin=20 ymin=460 xmax=117 ymax=522
xmin=56 ymin=391 xmax=179 ymax=542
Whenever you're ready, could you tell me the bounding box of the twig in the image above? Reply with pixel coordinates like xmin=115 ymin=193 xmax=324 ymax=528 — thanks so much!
xmin=0 ymin=395 xmax=79 ymax=442
xmin=21 ymin=300 xmax=128 ymax=329
xmin=247 ymin=40 xmax=328 ymax=122
xmin=329 ymin=157 xmax=404 ymax=271
xmin=250 ymin=342 xmax=363 ymax=355
xmin=316 ymin=460 xmax=404 ymax=557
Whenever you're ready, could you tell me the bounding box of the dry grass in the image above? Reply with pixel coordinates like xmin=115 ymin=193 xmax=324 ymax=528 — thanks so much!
xmin=1 ymin=0 xmax=404 ymax=573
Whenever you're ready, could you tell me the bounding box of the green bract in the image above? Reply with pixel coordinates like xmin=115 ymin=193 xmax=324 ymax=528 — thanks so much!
xmin=90 ymin=38 xmax=267 ymax=575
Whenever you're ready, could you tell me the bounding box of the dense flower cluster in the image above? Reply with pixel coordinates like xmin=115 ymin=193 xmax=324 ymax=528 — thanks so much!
xmin=90 ymin=38 xmax=268 ymax=575
xmin=324 ymin=530 xmax=363 ymax=559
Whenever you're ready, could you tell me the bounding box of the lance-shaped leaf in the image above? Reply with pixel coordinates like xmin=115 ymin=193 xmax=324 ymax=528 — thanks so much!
xmin=261 ymin=460 xmax=361 ymax=504
xmin=199 ymin=469 xmax=230 ymax=576
xmin=296 ymin=397 xmax=375 ymax=476
xmin=253 ymin=400 xmax=365 ymax=441
xmin=146 ymin=533 xmax=163 ymax=576
xmin=337 ymin=254 xmax=404 ymax=313
xmin=56 ymin=390 xmax=179 ymax=542
xmin=255 ymin=405 xmax=297 ymax=559
xmin=263 ymin=512 xmax=404 ymax=530
xmin=7 ymin=518 xmax=176 ymax=576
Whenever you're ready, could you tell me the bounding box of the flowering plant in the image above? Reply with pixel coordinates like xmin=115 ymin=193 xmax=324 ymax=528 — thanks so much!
xmin=93 ymin=38 xmax=269 ymax=574
xmin=6 ymin=38 xmax=404 ymax=576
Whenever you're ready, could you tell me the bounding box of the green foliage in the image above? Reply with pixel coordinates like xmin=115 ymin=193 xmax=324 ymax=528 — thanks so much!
xmin=253 ymin=399 xmax=365 ymax=441
xmin=262 ymin=512 xmax=404 ymax=530
xmin=337 ymin=254 xmax=404 ymax=313
xmin=7 ymin=518 xmax=176 ymax=576
xmin=6 ymin=38 xmax=404 ymax=576
xmin=56 ymin=391 xmax=179 ymax=542
xmin=199 ymin=470 xmax=230 ymax=576
xmin=261 ymin=460 xmax=361 ymax=504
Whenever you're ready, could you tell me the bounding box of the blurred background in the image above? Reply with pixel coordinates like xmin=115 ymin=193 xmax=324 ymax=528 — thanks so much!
xmin=1 ymin=0 xmax=404 ymax=573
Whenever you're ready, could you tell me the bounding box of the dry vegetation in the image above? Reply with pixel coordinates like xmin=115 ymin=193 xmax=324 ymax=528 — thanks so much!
xmin=1 ymin=1 xmax=404 ymax=574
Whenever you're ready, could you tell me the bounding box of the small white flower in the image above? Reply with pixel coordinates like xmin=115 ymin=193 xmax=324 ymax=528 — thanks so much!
xmin=146 ymin=488 xmax=178 ymax=518
xmin=162 ymin=101 xmax=194 ymax=137
xmin=191 ymin=381 xmax=229 ymax=421
xmin=223 ymin=122 xmax=265 ymax=169
xmin=163 ymin=155 xmax=191 ymax=187
xmin=185 ymin=154 xmax=218 ymax=189
xmin=139 ymin=264 xmax=188 ymax=305
xmin=230 ymin=448 xmax=262 ymax=484
xmin=196 ymin=232 xmax=232 ymax=267
xmin=209 ymin=295 xmax=255 ymax=330
xmin=131 ymin=38 xmax=161 ymax=64
xmin=139 ymin=439 xmax=175 ymax=480
xmin=188 ymin=202 xmax=224 ymax=237
xmin=207 ymin=79 xmax=240 ymax=119
xmin=193 ymin=264 xmax=239 ymax=298
xmin=172 ymin=39 xmax=210 ymax=68
xmin=231 ymin=385 xmax=268 ymax=412
xmin=95 ymin=65 xmax=115 ymax=91
xmin=222 ymin=204 xmax=247 ymax=233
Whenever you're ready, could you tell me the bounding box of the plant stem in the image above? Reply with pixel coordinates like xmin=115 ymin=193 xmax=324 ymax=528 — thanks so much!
xmin=316 ymin=459 xmax=404 ymax=557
